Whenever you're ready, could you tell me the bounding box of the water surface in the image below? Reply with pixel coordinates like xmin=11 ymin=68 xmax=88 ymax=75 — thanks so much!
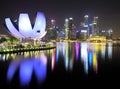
xmin=0 ymin=42 xmax=120 ymax=88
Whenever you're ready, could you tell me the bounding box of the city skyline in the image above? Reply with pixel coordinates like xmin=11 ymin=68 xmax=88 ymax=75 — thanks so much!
xmin=0 ymin=0 xmax=120 ymax=37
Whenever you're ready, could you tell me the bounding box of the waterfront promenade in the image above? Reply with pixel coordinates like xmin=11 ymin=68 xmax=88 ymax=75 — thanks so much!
xmin=0 ymin=43 xmax=56 ymax=54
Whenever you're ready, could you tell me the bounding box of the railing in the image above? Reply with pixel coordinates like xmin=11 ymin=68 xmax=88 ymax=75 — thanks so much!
xmin=0 ymin=44 xmax=56 ymax=54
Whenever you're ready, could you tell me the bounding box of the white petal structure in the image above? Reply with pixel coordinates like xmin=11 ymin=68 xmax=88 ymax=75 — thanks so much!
xmin=5 ymin=12 xmax=47 ymax=39
xmin=18 ymin=14 xmax=33 ymax=38
xmin=5 ymin=18 xmax=24 ymax=39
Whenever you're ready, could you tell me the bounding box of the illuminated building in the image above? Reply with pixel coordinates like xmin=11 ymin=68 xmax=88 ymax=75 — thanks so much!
xmin=45 ymin=19 xmax=57 ymax=40
xmin=80 ymin=27 xmax=88 ymax=40
xmin=50 ymin=19 xmax=56 ymax=30
xmin=64 ymin=18 xmax=69 ymax=39
xmin=106 ymin=29 xmax=113 ymax=39
xmin=5 ymin=12 xmax=47 ymax=42
xmin=64 ymin=17 xmax=76 ymax=40
xmin=100 ymin=29 xmax=113 ymax=40
xmin=84 ymin=15 xmax=89 ymax=27
xmin=100 ymin=30 xmax=106 ymax=36
xmin=92 ymin=16 xmax=99 ymax=36
xmin=80 ymin=15 xmax=89 ymax=40
xmin=89 ymin=23 xmax=94 ymax=37
xmin=68 ymin=17 xmax=76 ymax=40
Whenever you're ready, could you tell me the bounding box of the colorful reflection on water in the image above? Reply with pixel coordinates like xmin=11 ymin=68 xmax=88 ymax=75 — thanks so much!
xmin=55 ymin=42 xmax=113 ymax=74
xmin=6 ymin=51 xmax=47 ymax=86
xmin=0 ymin=42 xmax=113 ymax=86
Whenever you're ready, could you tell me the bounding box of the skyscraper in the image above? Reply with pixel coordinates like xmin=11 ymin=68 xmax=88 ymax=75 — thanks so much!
xmin=64 ymin=18 xmax=69 ymax=40
xmin=80 ymin=15 xmax=89 ymax=40
xmin=92 ymin=16 xmax=99 ymax=36
xmin=68 ymin=17 xmax=76 ymax=40
xmin=84 ymin=15 xmax=89 ymax=27
xmin=64 ymin=17 xmax=76 ymax=40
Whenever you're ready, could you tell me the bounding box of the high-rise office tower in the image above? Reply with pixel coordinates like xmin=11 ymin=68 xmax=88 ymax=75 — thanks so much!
xmin=80 ymin=15 xmax=89 ymax=40
xmin=64 ymin=18 xmax=69 ymax=39
xmin=64 ymin=17 xmax=76 ymax=40
xmin=68 ymin=17 xmax=76 ymax=40
xmin=50 ymin=19 xmax=56 ymax=30
xmin=92 ymin=16 xmax=99 ymax=36
xmin=84 ymin=15 xmax=89 ymax=27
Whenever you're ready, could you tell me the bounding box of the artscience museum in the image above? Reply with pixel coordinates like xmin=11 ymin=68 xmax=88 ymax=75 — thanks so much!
xmin=5 ymin=12 xmax=47 ymax=41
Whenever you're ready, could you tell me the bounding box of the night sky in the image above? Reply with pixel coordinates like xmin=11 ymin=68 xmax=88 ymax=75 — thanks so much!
xmin=0 ymin=0 xmax=120 ymax=36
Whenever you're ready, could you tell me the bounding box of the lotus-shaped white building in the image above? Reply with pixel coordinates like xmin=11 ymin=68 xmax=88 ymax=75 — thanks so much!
xmin=5 ymin=12 xmax=47 ymax=40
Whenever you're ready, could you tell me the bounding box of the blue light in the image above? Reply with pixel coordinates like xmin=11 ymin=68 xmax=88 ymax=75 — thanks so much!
xmin=7 ymin=52 xmax=47 ymax=86
xmin=88 ymin=52 xmax=92 ymax=68
xmin=19 ymin=60 xmax=33 ymax=86
xmin=89 ymin=24 xmax=93 ymax=26
xmin=56 ymin=46 xmax=59 ymax=63
xmin=7 ymin=60 xmax=20 ymax=82
xmin=33 ymin=59 xmax=46 ymax=84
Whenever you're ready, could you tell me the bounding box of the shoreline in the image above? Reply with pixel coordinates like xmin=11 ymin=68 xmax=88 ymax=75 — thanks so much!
xmin=0 ymin=45 xmax=56 ymax=54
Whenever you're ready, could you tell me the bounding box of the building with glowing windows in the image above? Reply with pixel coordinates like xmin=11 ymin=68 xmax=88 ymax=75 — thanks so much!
xmin=5 ymin=12 xmax=47 ymax=42
xmin=64 ymin=17 xmax=76 ymax=40
xmin=92 ymin=16 xmax=99 ymax=36
xmin=64 ymin=18 xmax=69 ymax=40
xmin=80 ymin=15 xmax=89 ymax=40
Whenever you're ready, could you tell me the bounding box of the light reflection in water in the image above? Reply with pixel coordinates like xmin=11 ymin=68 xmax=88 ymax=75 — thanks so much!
xmin=64 ymin=42 xmax=75 ymax=71
xmin=56 ymin=42 xmax=59 ymax=63
xmin=70 ymin=43 xmax=74 ymax=71
xmin=33 ymin=53 xmax=47 ymax=84
xmin=55 ymin=42 xmax=111 ymax=74
xmin=93 ymin=53 xmax=98 ymax=73
xmin=89 ymin=43 xmax=99 ymax=73
xmin=81 ymin=43 xmax=88 ymax=74
xmin=65 ymin=42 xmax=69 ymax=70
xmin=75 ymin=42 xmax=79 ymax=61
xmin=7 ymin=59 xmax=21 ymax=82
xmin=52 ymin=49 xmax=56 ymax=71
xmin=7 ymin=51 xmax=47 ymax=86
xmin=101 ymin=43 xmax=106 ymax=59
xmin=108 ymin=43 xmax=113 ymax=59
xmin=0 ymin=42 xmax=113 ymax=83
xmin=88 ymin=51 xmax=92 ymax=69
xmin=20 ymin=60 xmax=33 ymax=86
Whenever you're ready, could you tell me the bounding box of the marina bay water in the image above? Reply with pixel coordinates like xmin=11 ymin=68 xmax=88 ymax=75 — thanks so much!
xmin=0 ymin=42 xmax=120 ymax=88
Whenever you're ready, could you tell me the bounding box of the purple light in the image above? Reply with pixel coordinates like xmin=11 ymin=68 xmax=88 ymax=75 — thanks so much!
xmin=7 ymin=59 xmax=21 ymax=82
xmin=51 ymin=19 xmax=55 ymax=23
xmin=76 ymin=30 xmax=79 ymax=33
xmin=19 ymin=60 xmax=33 ymax=86
xmin=33 ymin=59 xmax=47 ymax=84
xmin=75 ymin=42 xmax=79 ymax=61
xmin=19 ymin=14 xmax=33 ymax=37
xmin=7 ymin=52 xmax=47 ymax=86
xmin=5 ymin=18 xmax=24 ymax=39
xmin=32 ymin=12 xmax=47 ymax=39
xmin=5 ymin=12 xmax=47 ymax=39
